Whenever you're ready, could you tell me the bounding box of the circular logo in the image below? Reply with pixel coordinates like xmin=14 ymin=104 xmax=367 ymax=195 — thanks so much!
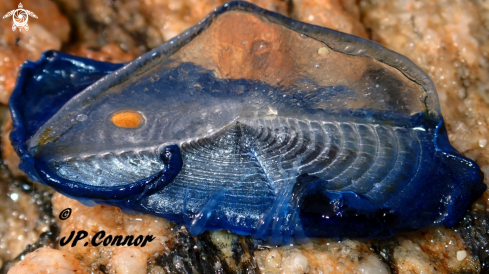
xmin=59 ymin=208 xmax=72 ymax=220
xmin=3 ymin=4 xmax=38 ymax=32
xmin=13 ymin=9 xmax=28 ymax=28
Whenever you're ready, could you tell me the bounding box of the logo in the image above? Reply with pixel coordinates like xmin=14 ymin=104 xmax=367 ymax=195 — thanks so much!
xmin=2 ymin=3 xmax=38 ymax=32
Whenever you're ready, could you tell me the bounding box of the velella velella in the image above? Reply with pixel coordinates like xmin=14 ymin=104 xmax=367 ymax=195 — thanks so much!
xmin=9 ymin=1 xmax=486 ymax=243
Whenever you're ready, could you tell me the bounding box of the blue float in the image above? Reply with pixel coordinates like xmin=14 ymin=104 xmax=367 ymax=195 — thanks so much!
xmin=10 ymin=1 xmax=486 ymax=244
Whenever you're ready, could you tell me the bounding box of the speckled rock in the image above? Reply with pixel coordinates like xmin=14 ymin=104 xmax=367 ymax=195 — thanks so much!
xmin=53 ymin=0 xmax=290 ymax=56
xmin=359 ymin=1 xmax=489 ymax=269
xmin=387 ymin=228 xmax=480 ymax=273
xmin=2 ymin=113 xmax=22 ymax=177
xmin=0 ymin=168 xmax=54 ymax=271
xmin=359 ymin=0 xmax=489 ymax=181
xmin=255 ymin=240 xmax=390 ymax=273
xmin=292 ymin=0 xmax=368 ymax=38
xmin=51 ymin=193 xmax=172 ymax=274
xmin=7 ymin=247 xmax=90 ymax=274
xmin=0 ymin=183 xmax=40 ymax=269
xmin=0 ymin=104 xmax=53 ymax=271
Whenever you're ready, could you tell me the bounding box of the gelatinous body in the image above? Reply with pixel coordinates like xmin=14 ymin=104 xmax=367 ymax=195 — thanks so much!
xmin=10 ymin=1 xmax=485 ymax=243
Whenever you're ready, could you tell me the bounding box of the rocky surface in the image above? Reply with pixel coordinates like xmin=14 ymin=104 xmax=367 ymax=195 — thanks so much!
xmin=0 ymin=0 xmax=488 ymax=273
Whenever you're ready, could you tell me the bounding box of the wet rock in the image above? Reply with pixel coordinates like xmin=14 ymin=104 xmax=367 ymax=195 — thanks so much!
xmin=0 ymin=171 xmax=54 ymax=272
xmin=255 ymin=239 xmax=389 ymax=274
xmin=52 ymin=193 xmax=171 ymax=274
xmin=459 ymin=198 xmax=489 ymax=272
xmin=359 ymin=0 xmax=489 ymax=177
xmin=292 ymin=0 xmax=368 ymax=37
xmin=2 ymin=0 xmax=489 ymax=273
xmin=7 ymin=248 xmax=90 ymax=274
xmin=53 ymin=0 xmax=290 ymax=56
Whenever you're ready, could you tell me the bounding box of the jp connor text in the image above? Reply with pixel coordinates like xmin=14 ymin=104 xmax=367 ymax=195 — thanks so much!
xmin=59 ymin=230 xmax=155 ymax=247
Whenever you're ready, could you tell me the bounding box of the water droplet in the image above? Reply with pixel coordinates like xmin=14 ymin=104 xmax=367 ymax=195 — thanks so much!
xmin=344 ymin=45 xmax=355 ymax=53
xmin=479 ymin=139 xmax=487 ymax=148
xmin=76 ymin=114 xmax=88 ymax=122
xmin=317 ymin=47 xmax=329 ymax=55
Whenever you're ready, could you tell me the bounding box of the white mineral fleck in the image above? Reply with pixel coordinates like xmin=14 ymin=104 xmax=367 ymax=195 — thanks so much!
xmin=456 ymin=250 xmax=467 ymax=261
xmin=479 ymin=138 xmax=487 ymax=148
xmin=357 ymin=255 xmax=390 ymax=274
xmin=318 ymin=47 xmax=330 ymax=55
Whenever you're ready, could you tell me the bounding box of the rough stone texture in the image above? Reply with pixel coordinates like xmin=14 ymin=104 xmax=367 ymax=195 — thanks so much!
xmin=359 ymin=0 xmax=489 ymax=179
xmin=255 ymin=239 xmax=390 ymax=273
xmin=389 ymin=228 xmax=479 ymax=273
xmin=7 ymin=248 xmax=91 ymax=274
xmin=0 ymin=0 xmax=488 ymax=273
xmin=292 ymin=0 xmax=368 ymax=38
xmin=0 ymin=105 xmax=55 ymax=272
xmin=0 ymin=182 xmax=41 ymax=269
xmin=51 ymin=193 xmax=172 ymax=274
xmin=53 ymin=0 xmax=290 ymax=56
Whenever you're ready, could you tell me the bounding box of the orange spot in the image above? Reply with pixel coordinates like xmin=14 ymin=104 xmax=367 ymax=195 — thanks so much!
xmin=111 ymin=111 xmax=143 ymax=128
